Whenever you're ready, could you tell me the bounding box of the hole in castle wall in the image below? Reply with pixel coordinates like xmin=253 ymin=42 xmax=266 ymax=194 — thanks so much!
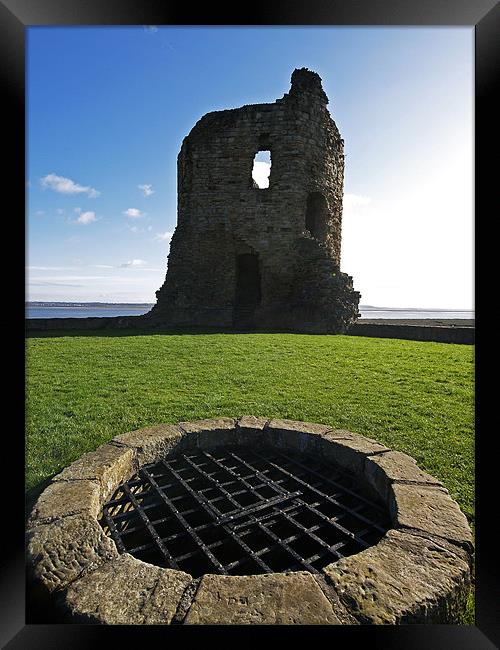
xmin=234 ymin=253 xmax=261 ymax=327
xmin=252 ymin=150 xmax=271 ymax=189
xmin=305 ymin=192 xmax=329 ymax=240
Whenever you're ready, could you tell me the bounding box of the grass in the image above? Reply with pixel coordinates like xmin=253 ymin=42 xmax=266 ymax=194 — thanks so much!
xmin=25 ymin=330 xmax=475 ymax=623
xmin=26 ymin=331 xmax=474 ymax=526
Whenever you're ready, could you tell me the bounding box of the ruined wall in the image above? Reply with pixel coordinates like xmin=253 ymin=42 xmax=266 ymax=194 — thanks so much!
xmin=149 ymin=68 xmax=360 ymax=332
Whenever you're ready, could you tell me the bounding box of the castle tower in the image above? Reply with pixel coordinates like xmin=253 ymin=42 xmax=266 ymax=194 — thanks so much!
xmin=148 ymin=68 xmax=360 ymax=332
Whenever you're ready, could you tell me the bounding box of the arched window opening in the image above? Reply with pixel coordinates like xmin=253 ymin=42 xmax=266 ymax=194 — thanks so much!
xmin=305 ymin=192 xmax=328 ymax=240
xmin=251 ymin=150 xmax=271 ymax=189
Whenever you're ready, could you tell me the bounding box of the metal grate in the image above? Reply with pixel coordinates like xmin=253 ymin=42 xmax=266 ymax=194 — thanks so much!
xmin=99 ymin=446 xmax=391 ymax=577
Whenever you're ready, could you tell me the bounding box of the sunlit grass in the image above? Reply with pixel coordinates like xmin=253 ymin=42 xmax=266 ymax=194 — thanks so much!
xmin=26 ymin=330 xmax=475 ymax=622
xmin=26 ymin=331 xmax=474 ymax=529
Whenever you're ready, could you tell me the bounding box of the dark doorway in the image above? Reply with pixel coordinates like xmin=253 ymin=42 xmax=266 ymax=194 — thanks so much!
xmin=305 ymin=192 xmax=328 ymax=240
xmin=234 ymin=253 xmax=261 ymax=328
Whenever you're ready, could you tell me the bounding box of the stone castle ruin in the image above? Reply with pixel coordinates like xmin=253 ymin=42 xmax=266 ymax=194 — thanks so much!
xmin=148 ymin=68 xmax=360 ymax=333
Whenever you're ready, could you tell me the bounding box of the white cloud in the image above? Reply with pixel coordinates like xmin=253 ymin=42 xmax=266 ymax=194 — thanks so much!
xmin=56 ymin=208 xmax=65 ymax=215
xmin=35 ymin=210 xmax=45 ymax=216
xmin=123 ymin=208 xmax=145 ymax=218
xmin=40 ymin=173 xmax=100 ymax=198
xmin=343 ymin=194 xmax=372 ymax=210
xmin=155 ymin=231 xmax=173 ymax=242
xmin=120 ymin=259 xmax=147 ymax=268
xmin=144 ymin=25 xmax=158 ymax=33
xmin=138 ymin=184 xmax=154 ymax=197
xmin=94 ymin=264 xmax=114 ymax=269
xmin=27 ymin=266 xmax=75 ymax=271
xmin=76 ymin=211 xmax=97 ymax=225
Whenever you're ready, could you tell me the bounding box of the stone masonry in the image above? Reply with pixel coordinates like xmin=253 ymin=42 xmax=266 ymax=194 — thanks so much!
xmin=26 ymin=417 xmax=474 ymax=625
xmin=147 ymin=68 xmax=360 ymax=333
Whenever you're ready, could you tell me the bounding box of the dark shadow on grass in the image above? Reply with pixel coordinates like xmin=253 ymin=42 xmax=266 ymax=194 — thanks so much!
xmin=25 ymin=324 xmax=339 ymax=338
xmin=27 ymin=327 xmax=267 ymax=338
xmin=25 ymin=312 xmax=361 ymax=338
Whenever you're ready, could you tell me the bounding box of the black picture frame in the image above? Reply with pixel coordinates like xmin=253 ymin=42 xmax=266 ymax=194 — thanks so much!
xmin=4 ymin=0 xmax=499 ymax=647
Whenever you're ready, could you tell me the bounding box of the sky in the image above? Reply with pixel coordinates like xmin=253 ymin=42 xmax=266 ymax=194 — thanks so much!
xmin=27 ymin=26 xmax=473 ymax=308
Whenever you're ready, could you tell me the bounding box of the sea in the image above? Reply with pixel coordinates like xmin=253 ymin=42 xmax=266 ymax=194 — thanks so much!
xmin=25 ymin=303 xmax=475 ymax=321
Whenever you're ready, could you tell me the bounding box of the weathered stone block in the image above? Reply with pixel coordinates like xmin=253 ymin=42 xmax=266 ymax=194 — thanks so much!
xmin=184 ymin=572 xmax=341 ymax=624
xmin=177 ymin=417 xmax=238 ymax=450
xmin=364 ymin=451 xmax=445 ymax=504
xmin=237 ymin=415 xmax=269 ymax=432
xmin=64 ymin=554 xmax=191 ymax=625
xmin=27 ymin=514 xmax=118 ymax=593
xmin=27 ymin=479 xmax=101 ymax=527
xmin=235 ymin=415 xmax=269 ymax=445
xmin=111 ymin=424 xmax=184 ymax=464
xmin=389 ymin=483 xmax=474 ymax=555
xmin=316 ymin=431 xmax=390 ymax=475
xmin=323 ymin=529 xmax=471 ymax=624
xmin=53 ymin=444 xmax=136 ymax=502
xmin=266 ymin=418 xmax=333 ymax=452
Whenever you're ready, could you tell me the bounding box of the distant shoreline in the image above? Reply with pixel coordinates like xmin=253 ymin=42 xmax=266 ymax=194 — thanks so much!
xmin=358 ymin=318 xmax=474 ymax=327
xmin=25 ymin=302 xmax=475 ymax=323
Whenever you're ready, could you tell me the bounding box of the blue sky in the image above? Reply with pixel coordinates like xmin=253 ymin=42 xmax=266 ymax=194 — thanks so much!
xmin=27 ymin=26 xmax=473 ymax=308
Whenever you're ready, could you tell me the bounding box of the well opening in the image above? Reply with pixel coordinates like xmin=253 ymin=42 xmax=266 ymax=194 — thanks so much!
xmin=27 ymin=417 xmax=474 ymax=625
xmin=99 ymin=445 xmax=391 ymax=579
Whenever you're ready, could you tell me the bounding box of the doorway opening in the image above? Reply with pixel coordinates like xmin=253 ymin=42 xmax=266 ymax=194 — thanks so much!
xmin=305 ymin=192 xmax=328 ymax=240
xmin=234 ymin=252 xmax=261 ymax=328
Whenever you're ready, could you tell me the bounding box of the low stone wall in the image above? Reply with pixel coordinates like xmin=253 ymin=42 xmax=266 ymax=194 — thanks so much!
xmin=348 ymin=323 xmax=474 ymax=345
xmin=26 ymin=315 xmax=145 ymax=332
xmin=26 ymin=317 xmax=475 ymax=344
xmin=26 ymin=417 xmax=474 ymax=625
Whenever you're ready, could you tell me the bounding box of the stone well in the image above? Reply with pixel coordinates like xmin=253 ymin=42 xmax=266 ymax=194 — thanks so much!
xmin=26 ymin=417 xmax=474 ymax=625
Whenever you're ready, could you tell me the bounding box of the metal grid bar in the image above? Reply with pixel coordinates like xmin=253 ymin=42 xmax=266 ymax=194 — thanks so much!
xmin=99 ymin=446 xmax=390 ymax=577
xmin=277 ymin=451 xmax=389 ymax=522
xmin=249 ymin=447 xmax=386 ymax=536
xmin=121 ymin=482 xmax=181 ymax=570
xmin=214 ymin=449 xmax=350 ymax=566
xmin=140 ymin=464 xmax=227 ymax=573
xmin=185 ymin=451 xmax=314 ymax=572
xmin=157 ymin=458 xmax=273 ymax=574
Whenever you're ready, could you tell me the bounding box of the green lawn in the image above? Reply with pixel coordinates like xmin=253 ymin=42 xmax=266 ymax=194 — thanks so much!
xmin=25 ymin=330 xmax=475 ymax=624
xmin=25 ymin=331 xmax=474 ymax=529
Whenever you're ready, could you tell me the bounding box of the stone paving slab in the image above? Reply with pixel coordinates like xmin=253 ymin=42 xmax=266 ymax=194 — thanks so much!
xmin=184 ymin=572 xmax=342 ymax=625
xmin=323 ymin=529 xmax=471 ymax=624
xmin=111 ymin=423 xmax=184 ymax=465
xmin=53 ymin=444 xmax=136 ymax=502
xmin=64 ymin=554 xmax=191 ymax=625
xmin=390 ymin=483 xmax=474 ymax=555
xmin=27 ymin=514 xmax=118 ymax=593
xmin=27 ymin=479 xmax=101 ymax=528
